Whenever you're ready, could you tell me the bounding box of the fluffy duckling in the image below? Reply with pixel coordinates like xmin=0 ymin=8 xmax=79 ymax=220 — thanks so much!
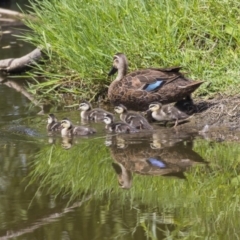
xmin=60 ymin=118 xmax=96 ymax=137
xmin=103 ymin=114 xmax=138 ymax=133
xmin=114 ymin=104 xmax=153 ymax=130
xmin=47 ymin=114 xmax=62 ymax=132
xmin=78 ymin=100 xmax=113 ymax=121
xmin=148 ymin=102 xmax=190 ymax=127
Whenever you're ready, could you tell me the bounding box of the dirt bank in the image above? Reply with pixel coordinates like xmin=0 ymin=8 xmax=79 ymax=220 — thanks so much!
xmin=175 ymin=94 xmax=240 ymax=142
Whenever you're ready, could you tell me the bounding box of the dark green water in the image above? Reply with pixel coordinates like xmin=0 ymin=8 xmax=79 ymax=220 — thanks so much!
xmin=0 ymin=0 xmax=30 ymax=11
xmin=1 ymin=2 xmax=240 ymax=240
xmin=0 ymin=0 xmax=33 ymax=60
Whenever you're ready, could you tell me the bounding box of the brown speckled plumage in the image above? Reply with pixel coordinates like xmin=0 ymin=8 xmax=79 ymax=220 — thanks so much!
xmin=108 ymin=53 xmax=203 ymax=111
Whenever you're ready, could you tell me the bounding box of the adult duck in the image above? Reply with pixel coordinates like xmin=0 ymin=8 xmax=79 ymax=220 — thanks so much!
xmin=108 ymin=53 xmax=203 ymax=111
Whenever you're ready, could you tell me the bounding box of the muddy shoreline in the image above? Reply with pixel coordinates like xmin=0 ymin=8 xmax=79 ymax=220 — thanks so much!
xmin=172 ymin=94 xmax=240 ymax=142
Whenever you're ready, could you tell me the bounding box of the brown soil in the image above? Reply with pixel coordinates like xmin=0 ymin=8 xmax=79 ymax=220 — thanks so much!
xmin=176 ymin=94 xmax=240 ymax=142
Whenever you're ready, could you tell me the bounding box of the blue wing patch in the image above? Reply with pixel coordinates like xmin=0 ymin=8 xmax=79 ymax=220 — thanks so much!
xmin=143 ymin=80 xmax=164 ymax=91
xmin=147 ymin=158 xmax=166 ymax=168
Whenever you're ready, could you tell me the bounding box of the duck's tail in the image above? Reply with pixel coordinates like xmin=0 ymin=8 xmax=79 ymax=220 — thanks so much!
xmin=178 ymin=80 xmax=204 ymax=91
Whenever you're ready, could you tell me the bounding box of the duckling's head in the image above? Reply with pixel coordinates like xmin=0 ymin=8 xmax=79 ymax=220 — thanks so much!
xmin=108 ymin=53 xmax=128 ymax=76
xmin=48 ymin=114 xmax=57 ymax=124
xmin=149 ymin=102 xmax=162 ymax=112
xmin=78 ymin=101 xmax=92 ymax=111
xmin=103 ymin=114 xmax=114 ymax=125
xmin=114 ymin=104 xmax=127 ymax=114
xmin=61 ymin=119 xmax=72 ymax=129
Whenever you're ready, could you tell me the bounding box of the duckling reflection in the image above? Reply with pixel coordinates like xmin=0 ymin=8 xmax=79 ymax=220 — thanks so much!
xmin=48 ymin=136 xmax=56 ymax=144
xmin=151 ymin=131 xmax=190 ymax=149
xmin=61 ymin=137 xmax=73 ymax=150
xmin=108 ymin=133 xmax=206 ymax=180
xmin=47 ymin=135 xmax=73 ymax=149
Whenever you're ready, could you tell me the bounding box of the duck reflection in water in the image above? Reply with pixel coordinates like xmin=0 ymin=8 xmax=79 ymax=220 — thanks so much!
xmin=112 ymin=162 xmax=132 ymax=189
xmin=108 ymin=132 xmax=207 ymax=188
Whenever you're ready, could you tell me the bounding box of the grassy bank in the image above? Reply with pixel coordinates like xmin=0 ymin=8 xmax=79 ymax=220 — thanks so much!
xmin=23 ymin=0 xmax=240 ymax=103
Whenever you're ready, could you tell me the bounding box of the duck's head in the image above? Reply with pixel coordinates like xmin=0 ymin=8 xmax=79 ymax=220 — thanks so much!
xmin=78 ymin=100 xmax=91 ymax=111
xmin=149 ymin=102 xmax=162 ymax=112
xmin=61 ymin=118 xmax=72 ymax=129
xmin=47 ymin=114 xmax=57 ymax=124
xmin=103 ymin=114 xmax=114 ymax=125
xmin=108 ymin=53 xmax=128 ymax=77
xmin=112 ymin=162 xmax=132 ymax=189
xmin=114 ymin=104 xmax=127 ymax=114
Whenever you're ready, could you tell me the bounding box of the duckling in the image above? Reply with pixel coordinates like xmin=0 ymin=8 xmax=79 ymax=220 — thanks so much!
xmin=103 ymin=114 xmax=138 ymax=133
xmin=60 ymin=118 xmax=96 ymax=137
xmin=114 ymin=104 xmax=153 ymax=130
xmin=47 ymin=114 xmax=62 ymax=132
xmin=78 ymin=100 xmax=113 ymax=121
xmin=148 ymin=102 xmax=190 ymax=127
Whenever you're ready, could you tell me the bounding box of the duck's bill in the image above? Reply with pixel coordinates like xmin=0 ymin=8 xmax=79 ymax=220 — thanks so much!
xmin=108 ymin=66 xmax=118 ymax=76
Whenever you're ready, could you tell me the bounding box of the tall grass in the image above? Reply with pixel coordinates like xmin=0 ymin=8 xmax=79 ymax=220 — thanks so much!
xmin=23 ymin=0 xmax=240 ymax=102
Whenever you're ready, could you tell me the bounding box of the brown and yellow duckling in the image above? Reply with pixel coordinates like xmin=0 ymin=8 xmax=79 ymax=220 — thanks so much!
xmin=60 ymin=118 xmax=96 ymax=137
xmin=78 ymin=100 xmax=114 ymax=121
xmin=114 ymin=104 xmax=153 ymax=130
xmin=47 ymin=114 xmax=62 ymax=132
xmin=148 ymin=102 xmax=190 ymax=128
xmin=103 ymin=114 xmax=138 ymax=134
xmin=108 ymin=53 xmax=203 ymax=111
